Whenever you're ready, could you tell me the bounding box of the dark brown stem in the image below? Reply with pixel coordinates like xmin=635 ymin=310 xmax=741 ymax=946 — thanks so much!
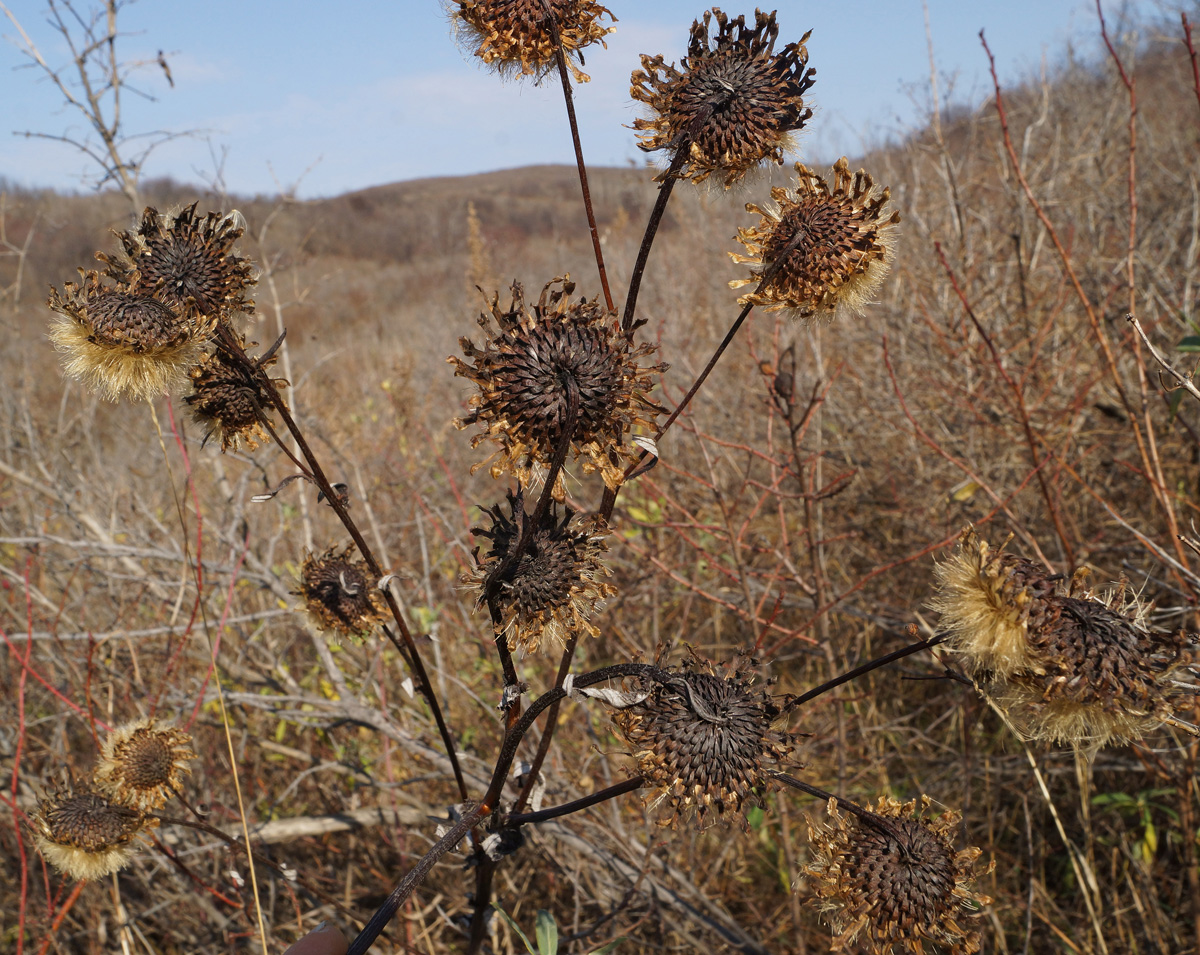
xmin=511 ymin=632 xmax=578 ymax=814
xmin=539 ymin=0 xmax=613 ymax=311
xmin=785 ymin=634 xmax=943 ymax=711
xmin=505 ymin=776 xmax=644 ymax=825
xmin=621 ymin=151 xmax=686 ymax=333
xmin=769 ymin=772 xmax=908 ymax=842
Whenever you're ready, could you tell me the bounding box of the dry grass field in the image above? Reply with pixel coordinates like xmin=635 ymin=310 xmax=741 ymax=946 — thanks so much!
xmin=4 ymin=4 xmax=1200 ymax=954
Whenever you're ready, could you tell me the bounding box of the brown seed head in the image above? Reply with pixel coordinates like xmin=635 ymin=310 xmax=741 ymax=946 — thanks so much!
xmin=100 ymin=203 xmax=255 ymax=319
xmin=730 ymin=158 xmax=900 ymax=319
xmin=452 ymin=0 xmax=614 ymax=82
xmin=805 ymin=796 xmax=992 ymax=954
xmin=469 ymin=488 xmax=613 ymax=652
xmin=298 ymin=546 xmax=387 ymax=638
xmin=94 ymin=718 xmax=197 ymax=812
xmin=47 ymin=270 xmax=202 ymax=401
xmin=631 ymin=8 xmax=815 ymax=187
xmin=184 ymin=336 xmax=287 ymax=451
xmin=450 ymin=276 xmax=665 ymax=493
xmin=612 ymin=661 xmax=793 ymax=827
xmin=30 ymin=783 xmax=150 ymax=881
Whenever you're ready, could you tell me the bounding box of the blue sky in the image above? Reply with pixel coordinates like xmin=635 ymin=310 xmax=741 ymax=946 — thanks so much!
xmin=0 ymin=0 xmax=1158 ymax=198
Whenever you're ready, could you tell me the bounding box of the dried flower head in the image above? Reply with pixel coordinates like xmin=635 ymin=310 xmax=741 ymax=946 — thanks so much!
xmin=47 ymin=270 xmax=203 ymax=401
xmin=93 ymin=718 xmax=197 ymax=812
xmin=631 ymin=8 xmax=815 ymax=187
xmin=450 ymin=276 xmax=665 ymax=493
xmin=611 ymin=660 xmax=793 ymax=827
xmin=184 ymin=336 xmax=287 ymax=451
xmin=452 ymin=0 xmax=615 ymax=82
xmin=99 ymin=203 xmax=255 ymax=319
xmin=298 ymin=545 xmax=387 ymax=638
xmin=805 ymin=795 xmax=992 ymax=954
xmin=29 ymin=783 xmax=150 ymax=881
xmin=929 ymin=529 xmax=1058 ymax=680
xmin=729 ymin=158 xmax=900 ymax=319
xmin=995 ymin=592 xmax=1191 ymax=746
xmin=469 ymin=488 xmax=613 ymax=652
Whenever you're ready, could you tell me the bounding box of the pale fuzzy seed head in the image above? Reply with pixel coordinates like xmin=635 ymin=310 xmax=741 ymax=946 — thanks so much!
xmin=94 ymin=717 xmax=197 ymax=812
xmin=928 ymin=529 xmax=1055 ymax=679
xmin=729 ymin=158 xmax=900 ymax=321
xmin=47 ymin=271 xmax=204 ymax=402
xmin=30 ymin=784 xmax=149 ymax=881
xmin=804 ymin=795 xmax=992 ymax=954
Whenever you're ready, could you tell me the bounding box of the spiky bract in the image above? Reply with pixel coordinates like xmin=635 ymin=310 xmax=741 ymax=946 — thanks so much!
xmin=805 ymin=796 xmax=991 ymax=954
xmin=47 ymin=270 xmax=203 ymax=401
xmin=470 ymin=488 xmax=613 ymax=652
xmin=30 ymin=783 xmax=149 ymax=881
xmin=730 ymin=158 xmax=900 ymax=319
xmin=452 ymin=0 xmax=614 ymax=82
xmin=450 ymin=276 xmax=665 ymax=493
xmin=631 ymin=8 xmax=815 ymax=187
xmin=93 ymin=718 xmax=197 ymax=813
xmin=99 ymin=203 xmax=255 ymax=319
xmin=299 ymin=546 xmax=387 ymax=638
xmin=611 ymin=660 xmax=793 ymax=827
xmin=184 ymin=336 xmax=286 ymax=451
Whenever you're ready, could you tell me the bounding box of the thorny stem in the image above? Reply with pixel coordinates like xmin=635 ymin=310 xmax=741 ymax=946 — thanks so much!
xmin=540 ymin=0 xmax=613 ymax=312
xmin=505 ymin=776 xmax=645 ymax=825
xmin=351 ymin=663 xmax=662 ymax=955
xmin=215 ymin=326 xmax=470 ymax=802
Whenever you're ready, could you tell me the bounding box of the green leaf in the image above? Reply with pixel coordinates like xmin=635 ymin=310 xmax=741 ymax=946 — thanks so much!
xmin=535 ymin=910 xmax=558 ymax=954
xmin=1177 ymin=335 xmax=1200 ymax=352
xmin=1169 ymin=387 xmax=1186 ymax=421
xmin=588 ymin=940 xmax=627 ymax=954
xmin=492 ymin=904 xmax=536 ymax=955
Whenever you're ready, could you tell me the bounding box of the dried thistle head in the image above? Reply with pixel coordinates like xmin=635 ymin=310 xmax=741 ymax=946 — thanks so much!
xmin=450 ymin=276 xmax=665 ymax=494
xmin=184 ymin=335 xmax=287 ymax=451
xmin=805 ymin=795 xmax=992 ymax=954
xmin=469 ymin=488 xmax=613 ymax=652
xmin=631 ymin=8 xmax=815 ymax=187
xmin=93 ymin=718 xmax=197 ymax=813
xmin=929 ymin=529 xmax=1058 ymax=680
xmin=451 ymin=0 xmax=615 ymax=83
xmin=47 ymin=270 xmax=204 ymax=401
xmin=729 ymin=158 xmax=900 ymax=319
xmin=99 ymin=203 xmax=255 ymax=319
xmin=995 ymin=592 xmax=1192 ymax=746
xmin=298 ymin=546 xmax=387 ymax=638
xmin=29 ymin=782 xmax=150 ymax=881
xmin=611 ymin=660 xmax=793 ymax=828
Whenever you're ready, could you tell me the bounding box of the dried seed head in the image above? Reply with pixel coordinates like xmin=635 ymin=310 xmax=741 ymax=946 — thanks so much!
xmin=47 ymin=270 xmax=203 ymax=401
xmin=929 ymin=529 xmax=1057 ymax=680
xmin=450 ymin=276 xmax=665 ymax=493
xmin=996 ymin=593 xmax=1191 ymax=746
xmin=611 ymin=661 xmax=793 ymax=827
xmin=298 ymin=546 xmax=387 ymax=638
xmin=99 ymin=203 xmax=255 ymax=319
xmin=184 ymin=336 xmax=287 ymax=451
xmin=729 ymin=158 xmax=900 ymax=319
xmin=469 ymin=488 xmax=613 ymax=652
xmin=452 ymin=0 xmax=615 ymax=82
xmin=805 ymin=796 xmax=992 ymax=954
xmin=93 ymin=718 xmax=197 ymax=812
xmin=30 ymin=783 xmax=150 ymax=881
xmin=631 ymin=8 xmax=815 ymax=187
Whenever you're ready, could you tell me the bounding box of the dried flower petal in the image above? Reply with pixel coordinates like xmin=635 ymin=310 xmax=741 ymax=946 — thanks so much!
xmin=631 ymin=8 xmax=815 ymax=187
xmin=730 ymin=158 xmax=899 ymax=319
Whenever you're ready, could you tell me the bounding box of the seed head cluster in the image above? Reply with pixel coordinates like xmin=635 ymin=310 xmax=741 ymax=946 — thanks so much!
xmin=299 ymin=545 xmax=387 ymax=638
xmin=631 ymin=8 xmax=815 ymax=187
xmin=470 ymin=489 xmax=613 ymax=652
xmin=932 ymin=530 xmax=1196 ymax=746
xmin=450 ymin=276 xmax=665 ymax=493
xmin=805 ymin=796 xmax=991 ymax=954
xmin=730 ymin=158 xmax=900 ymax=319
xmin=612 ymin=662 xmax=793 ymax=827
xmin=184 ymin=334 xmax=286 ymax=451
xmin=452 ymin=0 xmax=614 ymax=82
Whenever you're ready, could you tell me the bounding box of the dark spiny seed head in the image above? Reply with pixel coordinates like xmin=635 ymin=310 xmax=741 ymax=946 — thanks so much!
xmin=631 ymin=8 xmax=815 ymax=187
xmin=730 ymin=158 xmax=899 ymax=319
xmin=94 ymin=718 xmax=197 ymax=813
xmin=30 ymin=783 xmax=150 ymax=881
xmin=184 ymin=336 xmax=286 ymax=451
xmin=298 ymin=546 xmax=387 ymax=638
xmin=453 ymin=0 xmax=614 ymax=82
